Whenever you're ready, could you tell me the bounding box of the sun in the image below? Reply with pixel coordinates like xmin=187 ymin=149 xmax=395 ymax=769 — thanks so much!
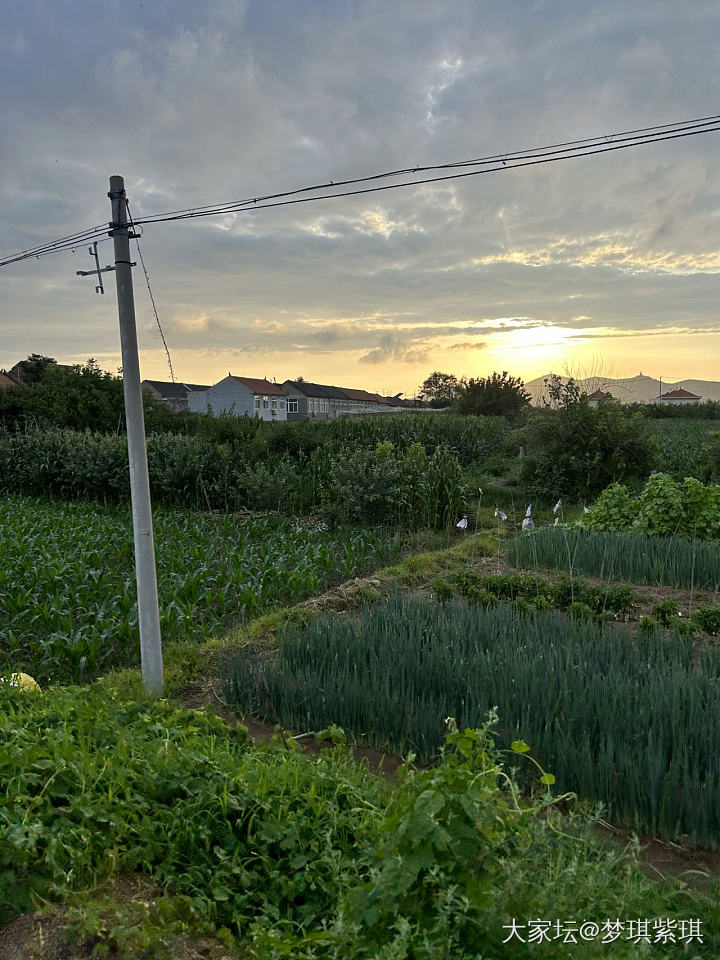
xmin=483 ymin=324 xmax=582 ymax=378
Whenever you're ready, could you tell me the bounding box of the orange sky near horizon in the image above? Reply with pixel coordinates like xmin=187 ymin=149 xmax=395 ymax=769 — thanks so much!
xmin=63 ymin=324 xmax=720 ymax=398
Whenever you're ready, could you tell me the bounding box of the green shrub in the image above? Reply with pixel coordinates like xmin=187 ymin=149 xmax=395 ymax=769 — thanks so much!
xmin=519 ymin=380 xmax=657 ymax=500
xmin=583 ymin=473 xmax=720 ymax=541
xmin=652 ymin=598 xmax=680 ymax=625
xmin=582 ymin=483 xmax=635 ymax=532
xmin=432 ymin=577 xmax=454 ymax=602
xmin=691 ymin=605 xmax=720 ymax=635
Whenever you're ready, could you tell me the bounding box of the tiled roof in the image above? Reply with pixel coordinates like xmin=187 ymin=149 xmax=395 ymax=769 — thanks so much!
xmin=587 ymin=389 xmax=615 ymax=401
xmin=659 ymin=388 xmax=701 ymax=399
xmin=142 ymin=380 xmax=211 ymax=399
xmin=282 ymin=380 xmax=348 ymax=400
xmin=232 ymin=376 xmax=287 ymax=396
xmin=341 ymin=387 xmax=382 ymax=403
xmin=0 ymin=372 xmax=20 ymax=390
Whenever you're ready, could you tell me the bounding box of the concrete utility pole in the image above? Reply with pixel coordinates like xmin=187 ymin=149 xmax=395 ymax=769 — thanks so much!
xmin=108 ymin=175 xmax=164 ymax=694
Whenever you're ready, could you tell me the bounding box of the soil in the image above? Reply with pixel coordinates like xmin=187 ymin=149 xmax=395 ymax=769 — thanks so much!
xmin=0 ymin=877 xmax=238 ymax=960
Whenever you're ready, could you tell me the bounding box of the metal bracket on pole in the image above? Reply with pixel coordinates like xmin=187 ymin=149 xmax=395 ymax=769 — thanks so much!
xmin=76 ymin=242 xmax=135 ymax=294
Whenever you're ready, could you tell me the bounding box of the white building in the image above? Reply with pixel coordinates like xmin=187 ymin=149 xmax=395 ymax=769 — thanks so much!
xmin=188 ymin=375 xmax=288 ymax=421
xmin=654 ymin=387 xmax=702 ymax=406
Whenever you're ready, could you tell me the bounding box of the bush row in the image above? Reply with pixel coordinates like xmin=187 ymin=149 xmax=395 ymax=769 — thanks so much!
xmin=583 ymin=473 xmax=720 ymax=540
xmin=0 ymin=428 xmax=466 ymax=529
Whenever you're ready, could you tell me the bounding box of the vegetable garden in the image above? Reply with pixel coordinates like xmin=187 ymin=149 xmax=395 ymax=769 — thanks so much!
xmin=2 ymin=406 xmax=720 ymax=955
xmin=223 ymin=591 xmax=720 ymax=847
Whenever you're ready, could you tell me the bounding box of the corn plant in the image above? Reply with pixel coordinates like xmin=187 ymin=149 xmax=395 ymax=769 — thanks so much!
xmin=0 ymin=494 xmax=397 ymax=682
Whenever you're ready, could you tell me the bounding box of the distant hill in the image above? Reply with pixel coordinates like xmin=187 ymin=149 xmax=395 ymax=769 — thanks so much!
xmin=524 ymin=373 xmax=720 ymax=405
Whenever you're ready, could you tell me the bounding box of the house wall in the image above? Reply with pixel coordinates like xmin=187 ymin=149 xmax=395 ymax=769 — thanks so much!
xmin=188 ymin=376 xmax=287 ymax=421
xmin=284 ymin=394 xmax=308 ymax=421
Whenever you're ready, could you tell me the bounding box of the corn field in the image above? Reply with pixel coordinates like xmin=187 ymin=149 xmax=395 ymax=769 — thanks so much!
xmin=649 ymin=419 xmax=717 ymax=478
xmin=0 ymin=427 xmax=468 ymax=529
xmin=0 ymin=494 xmax=397 ymax=682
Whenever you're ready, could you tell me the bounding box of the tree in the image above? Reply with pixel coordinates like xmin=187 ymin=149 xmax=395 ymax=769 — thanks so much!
xmin=418 ymin=371 xmax=461 ymax=406
xmin=14 ymin=354 xmax=57 ymax=384
xmin=454 ymin=371 xmax=530 ymax=423
xmin=520 ymin=385 xmax=658 ymax=500
xmin=0 ymin=359 xmax=131 ymax=433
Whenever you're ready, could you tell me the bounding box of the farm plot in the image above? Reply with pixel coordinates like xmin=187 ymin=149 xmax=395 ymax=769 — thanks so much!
xmin=649 ymin=418 xmax=718 ymax=478
xmin=510 ymin=526 xmax=720 ymax=591
xmin=0 ymin=494 xmax=396 ymax=683
xmin=223 ymin=592 xmax=720 ymax=848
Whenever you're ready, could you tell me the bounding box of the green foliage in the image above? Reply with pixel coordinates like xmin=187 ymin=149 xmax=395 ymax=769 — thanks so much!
xmin=223 ymin=592 xmax=720 ymax=847
xmin=454 ymin=371 xmax=530 ymax=423
xmin=646 ymin=419 xmax=719 ymax=479
xmin=699 ymin=430 xmax=720 ymax=481
xmin=582 ymin=483 xmax=635 ymax=532
xmin=0 ymin=420 xmax=486 ymax=529
xmin=511 ymin=527 xmax=720 ymax=590
xmin=629 ymin=399 xmax=720 ymax=420
xmin=0 ymin=359 xmax=134 ymax=433
xmin=313 ymin=441 xmax=466 ymax=529
xmin=0 ymin=495 xmax=396 ymax=682
xmin=690 ymin=604 xmax=720 ymax=635
xmin=652 ymin=598 xmax=680 ymax=626
xmin=0 ymin=683 xmax=384 ymax=934
xmin=2 ymin=684 xmax=719 ymax=956
xmin=583 ymin=473 xmax=720 ymax=540
xmin=417 ymin=371 xmax=462 ymax=405
xmin=432 ymin=577 xmax=454 ymax=602
xmin=519 ymin=381 xmax=657 ymax=499
xmin=454 ymin=570 xmax=640 ymax=617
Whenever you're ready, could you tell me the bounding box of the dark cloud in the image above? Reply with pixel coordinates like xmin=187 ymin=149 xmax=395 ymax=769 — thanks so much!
xmin=2 ymin=0 xmax=720 ymax=392
xmin=447 ymin=341 xmax=487 ymax=351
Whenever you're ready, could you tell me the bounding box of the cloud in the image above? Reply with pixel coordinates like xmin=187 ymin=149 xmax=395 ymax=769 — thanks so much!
xmin=447 ymin=341 xmax=487 ymax=351
xmin=3 ymin=0 xmax=720 ymax=394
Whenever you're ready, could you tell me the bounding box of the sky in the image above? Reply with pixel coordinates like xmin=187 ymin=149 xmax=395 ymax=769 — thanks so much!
xmin=2 ymin=0 xmax=720 ymax=397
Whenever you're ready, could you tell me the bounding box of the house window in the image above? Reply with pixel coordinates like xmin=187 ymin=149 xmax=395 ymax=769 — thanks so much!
xmin=263 ymin=396 xmax=269 ymax=408
xmin=286 ymin=398 xmax=298 ymax=413
xmin=321 ymin=400 xmax=328 ymax=413
xmin=254 ymin=396 xmax=260 ymax=409
xmin=271 ymin=398 xmax=277 ymax=410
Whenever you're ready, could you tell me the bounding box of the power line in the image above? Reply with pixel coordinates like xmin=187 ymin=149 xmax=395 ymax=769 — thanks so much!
xmin=127 ymin=113 xmax=720 ymax=224
xmin=0 ymin=230 xmax=112 ymax=268
xmin=126 ymin=203 xmax=175 ymax=384
xmin=1 ymin=113 xmax=719 ymax=268
xmin=133 ymin=123 xmax=720 ymax=226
